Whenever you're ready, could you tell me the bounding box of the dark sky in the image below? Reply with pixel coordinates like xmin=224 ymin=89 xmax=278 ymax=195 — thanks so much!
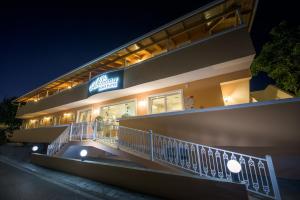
xmin=0 ymin=0 xmax=298 ymax=99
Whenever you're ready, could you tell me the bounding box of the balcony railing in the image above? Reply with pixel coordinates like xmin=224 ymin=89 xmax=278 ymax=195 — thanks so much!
xmin=47 ymin=121 xmax=281 ymax=199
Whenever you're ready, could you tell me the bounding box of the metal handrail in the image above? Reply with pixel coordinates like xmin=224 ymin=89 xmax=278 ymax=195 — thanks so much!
xmin=46 ymin=126 xmax=70 ymax=156
xmin=47 ymin=121 xmax=281 ymax=199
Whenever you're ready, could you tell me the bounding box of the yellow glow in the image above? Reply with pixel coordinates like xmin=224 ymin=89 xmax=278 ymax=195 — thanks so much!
xmin=223 ymin=96 xmax=232 ymax=103
xmin=29 ymin=119 xmax=37 ymax=123
xmin=63 ymin=113 xmax=72 ymax=117
xmin=34 ymin=99 xmax=38 ymax=102
xmin=67 ymin=86 xmax=72 ymax=89
xmin=44 ymin=116 xmax=51 ymax=120
xmin=93 ymin=109 xmax=100 ymax=115
xmin=138 ymin=99 xmax=147 ymax=107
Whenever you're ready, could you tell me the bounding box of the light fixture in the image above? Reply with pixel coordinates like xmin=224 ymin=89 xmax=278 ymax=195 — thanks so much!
xmin=223 ymin=96 xmax=232 ymax=103
xmin=44 ymin=116 xmax=51 ymax=120
xmin=93 ymin=109 xmax=100 ymax=115
xmin=227 ymin=159 xmax=242 ymax=173
xmin=64 ymin=113 xmax=71 ymax=117
xmin=80 ymin=149 xmax=88 ymax=157
xmin=34 ymin=99 xmax=38 ymax=102
xmin=67 ymin=86 xmax=72 ymax=89
xmin=138 ymin=99 xmax=147 ymax=107
xmin=32 ymin=145 xmax=39 ymax=152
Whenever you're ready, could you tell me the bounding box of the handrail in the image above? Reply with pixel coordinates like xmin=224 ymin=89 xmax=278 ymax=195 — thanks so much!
xmin=47 ymin=121 xmax=281 ymax=199
xmin=46 ymin=126 xmax=70 ymax=156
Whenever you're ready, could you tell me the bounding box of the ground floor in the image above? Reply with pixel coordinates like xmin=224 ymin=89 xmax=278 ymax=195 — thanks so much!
xmin=22 ymin=69 xmax=251 ymax=129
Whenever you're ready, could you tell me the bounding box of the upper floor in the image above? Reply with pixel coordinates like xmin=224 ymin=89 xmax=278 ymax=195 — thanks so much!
xmin=15 ymin=0 xmax=258 ymax=118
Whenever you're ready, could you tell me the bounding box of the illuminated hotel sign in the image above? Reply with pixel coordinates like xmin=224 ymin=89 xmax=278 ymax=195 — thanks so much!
xmin=88 ymin=70 xmax=124 ymax=96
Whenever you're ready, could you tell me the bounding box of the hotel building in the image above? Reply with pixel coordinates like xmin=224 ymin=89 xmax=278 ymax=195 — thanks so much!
xmin=11 ymin=1 xmax=299 ymax=199
xmin=15 ymin=0 xmax=257 ymax=129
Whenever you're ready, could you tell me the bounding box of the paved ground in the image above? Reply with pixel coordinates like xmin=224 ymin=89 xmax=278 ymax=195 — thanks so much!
xmin=0 ymin=161 xmax=93 ymax=200
xmin=0 ymin=155 xmax=160 ymax=200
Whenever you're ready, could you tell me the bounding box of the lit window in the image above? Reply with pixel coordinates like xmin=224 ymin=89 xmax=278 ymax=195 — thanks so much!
xmin=149 ymin=91 xmax=183 ymax=114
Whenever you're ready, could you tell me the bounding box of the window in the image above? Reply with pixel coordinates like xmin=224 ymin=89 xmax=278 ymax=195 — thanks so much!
xmin=60 ymin=113 xmax=75 ymax=125
xmin=149 ymin=91 xmax=183 ymax=114
xmin=77 ymin=109 xmax=92 ymax=123
xmin=100 ymin=100 xmax=136 ymax=122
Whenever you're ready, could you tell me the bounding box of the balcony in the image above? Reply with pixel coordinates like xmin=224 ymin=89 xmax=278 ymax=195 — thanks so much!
xmin=17 ymin=26 xmax=255 ymax=118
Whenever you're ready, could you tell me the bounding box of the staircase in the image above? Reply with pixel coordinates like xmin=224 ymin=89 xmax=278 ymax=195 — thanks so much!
xmin=46 ymin=121 xmax=281 ymax=200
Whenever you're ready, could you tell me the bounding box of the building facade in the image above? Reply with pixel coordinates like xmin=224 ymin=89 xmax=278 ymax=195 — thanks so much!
xmin=15 ymin=0 xmax=257 ymax=130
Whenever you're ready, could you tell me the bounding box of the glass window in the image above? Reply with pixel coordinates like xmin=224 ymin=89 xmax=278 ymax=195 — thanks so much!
xmin=100 ymin=101 xmax=136 ymax=122
xmin=77 ymin=109 xmax=92 ymax=123
xmin=149 ymin=91 xmax=183 ymax=114
xmin=151 ymin=96 xmax=166 ymax=114
xmin=60 ymin=113 xmax=75 ymax=125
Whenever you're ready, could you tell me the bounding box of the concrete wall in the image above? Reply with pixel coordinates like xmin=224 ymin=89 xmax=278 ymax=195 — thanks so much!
xmin=120 ymin=98 xmax=300 ymax=148
xmin=17 ymin=27 xmax=254 ymax=117
xmin=120 ymin=98 xmax=300 ymax=179
xmin=10 ymin=126 xmax=67 ymax=143
xmin=31 ymin=154 xmax=248 ymax=200
xmin=124 ymin=27 xmax=254 ymax=87
xmin=251 ymin=85 xmax=294 ymax=102
xmin=17 ymin=83 xmax=88 ymax=117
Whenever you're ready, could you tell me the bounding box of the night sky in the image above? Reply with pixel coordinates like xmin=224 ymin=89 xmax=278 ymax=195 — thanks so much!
xmin=0 ymin=0 xmax=298 ymax=100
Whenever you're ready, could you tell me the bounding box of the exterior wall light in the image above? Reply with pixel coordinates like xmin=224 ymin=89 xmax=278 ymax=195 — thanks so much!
xmin=227 ymin=159 xmax=242 ymax=173
xmin=32 ymin=145 xmax=39 ymax=152
xmin=80 ymin=149 xmax=88 ymax=161
xmin=64 ymin=113 xmax=71 ymax=117
xmin=223 ymin=96 xmax=232 ymax=103
xmin=138 ymin=99 xmax=147 ymax=107
xmin=93 ymin=109 xmax=100 ymax=115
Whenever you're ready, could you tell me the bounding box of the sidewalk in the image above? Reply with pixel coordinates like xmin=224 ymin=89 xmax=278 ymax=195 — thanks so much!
xmin=0 ymin=154 xmax=160 ymax=200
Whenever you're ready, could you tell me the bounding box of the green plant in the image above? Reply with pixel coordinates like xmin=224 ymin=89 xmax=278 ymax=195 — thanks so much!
xmin=121 ymin=113 xmax=131 ymax=118
xmin=0 ymin=97 xmax=22 ymax=144
xmin=95 ymin=115 xmax=104 ymax=122
xmin=251 ymin=21 xmax=300 ymax=96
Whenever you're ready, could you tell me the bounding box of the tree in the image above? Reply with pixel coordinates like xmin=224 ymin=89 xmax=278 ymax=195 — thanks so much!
xmin=0 ymin=97 xmax=22 ymax=143
xmin=251 ymin=21 xmax=300 ymax=96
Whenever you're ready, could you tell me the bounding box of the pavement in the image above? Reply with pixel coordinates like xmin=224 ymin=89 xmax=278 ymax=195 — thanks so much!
xmin=0 ymin=155 xmax=160 ymax=200
xmin=0 ymin=161 xmax=92 ymax=200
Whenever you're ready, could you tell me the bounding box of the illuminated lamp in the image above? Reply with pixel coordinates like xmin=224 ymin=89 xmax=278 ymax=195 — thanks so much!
xmin=138 ymin=99 xmax=147 ymax=107
xmin=32 ymin=145 xmax=39 ymax=152
xmin=227 ymin=159 xmax=242 ymax=173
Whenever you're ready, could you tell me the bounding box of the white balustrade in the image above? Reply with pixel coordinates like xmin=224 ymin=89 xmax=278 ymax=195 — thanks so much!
xmin=46 ymin=121 xmax=281 ymax=199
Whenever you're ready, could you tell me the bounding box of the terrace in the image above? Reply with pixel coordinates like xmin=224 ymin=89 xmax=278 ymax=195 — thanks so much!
xmin=15 ymin=0 xmax=257 ymax=104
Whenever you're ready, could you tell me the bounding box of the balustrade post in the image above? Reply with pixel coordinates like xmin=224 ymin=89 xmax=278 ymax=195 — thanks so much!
xmin=196 ymin=144 xmax=202 ymax=175
xmin=69 ymin=123 xmax=73 ymax=141
xmin=81 ymin=123 xmax=83 ymax=141
xmin=93 ymin=121 xmax=97 ymax=140
xmin=149 ymin=130 xmax=154 ymax=161
xmin=266 ymin=155 xmax=281 ymax=200
xmin=58 ymin=135 xmax=61 ymax=149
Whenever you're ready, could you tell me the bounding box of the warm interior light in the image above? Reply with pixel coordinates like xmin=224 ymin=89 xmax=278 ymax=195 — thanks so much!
xmin=44 ymin=116 xmax=51 ymax=120
xmin=223 ymin=96 xmax=232 ymax=103
xmin=138 ymin=99 xmax=147 ymax=107
xmin=80 ymin=149 xmax=88 ymax=157
xmin=32 ymin=145 xmax=39 ymax=152
xmin=64 ymin=113 xmax=71 ymax=117
xmin=93 ymin=109 xmax=100 ymax=115
xmin=34 ymin=99 xmax=38 ymax=102
xmin=67 ymin=86 xmax=72 ymax=89
xmin=227 ymin=159 xmax=242 ymax=173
